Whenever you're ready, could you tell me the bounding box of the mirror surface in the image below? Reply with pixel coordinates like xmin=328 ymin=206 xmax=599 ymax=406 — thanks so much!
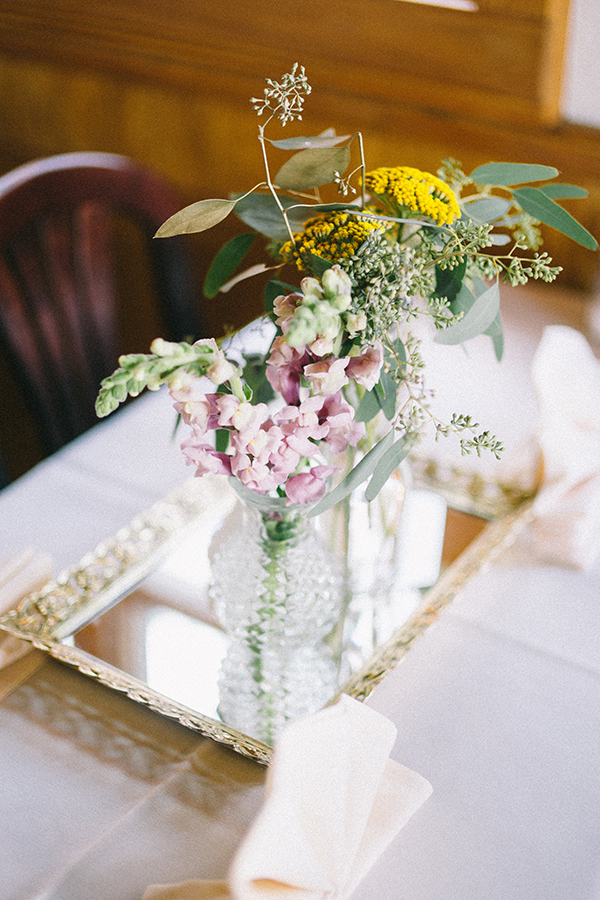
xmin=65 ymin=475 xmax=488 ymax=733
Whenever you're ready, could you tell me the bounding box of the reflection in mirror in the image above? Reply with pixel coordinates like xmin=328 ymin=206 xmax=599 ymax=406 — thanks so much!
xmin=68 ymin=481 xmax=488 ymax=734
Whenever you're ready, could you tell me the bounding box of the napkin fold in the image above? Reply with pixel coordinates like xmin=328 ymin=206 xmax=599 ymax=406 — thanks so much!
xmin=143 ymin=695 xmax=432 ymax=900
xmin=528 ymin=325 xmax=600 ymax=569
xmin=0 ymin=548 xmax=53 ymax=668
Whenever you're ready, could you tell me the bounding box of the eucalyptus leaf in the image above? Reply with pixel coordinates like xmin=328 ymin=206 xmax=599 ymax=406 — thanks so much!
xmin=203 ymin=233 xmax=256 ymax=298
xmin=463 ymin=197 xmax=511 ymax=223
xmin=435 ymin=280 xmax=500 ymax=345
xmin=390 ymin=335 xmax=407 ymax=364
xmin=540 ymin=183 xmax=589 ymax=200
xmin=489 ymin=233 xmax=511 ymax=245
xmin=310 ymin=203 xmax=360 ymax=213
xmin=485 ymin=311 xmax=504 ymax=361
xmin=275 ymin=146 xmax=351 ymax=191
xmin=264 ymin=278 xmax=300 ymax=313
xmin=243 ymin=354 xmax=275 ymax=405
xmin=233 ymin=192 xmax=310 ymax=240
xmin=267 ymin=132 xmax=351 ymax=150
xmin=308 ymin=430 xmax=395 ymax=517
xmin=375 ymin=369 xmax=398 ymax=420
xmin=355 ymin=388 xmax=382 ymax=424
xmin=469 ymin=162 xmax=559 ymax=186
xmin=364 ymin=435 xmax=412 ymax=502
xmin=309 ymin=253 xmax=335 ymax=278
xmin=470 ymin=276 xmax=504 ymax=360
xmin=215 ymin=429 xmax=229 ymax=453
xmin=155 ymin=199 xmax=236 ymax=237
xmin=435 ymin=259 xmax=467 ymax=304
xmin=513 ymin=187 xmax=598 ymax=250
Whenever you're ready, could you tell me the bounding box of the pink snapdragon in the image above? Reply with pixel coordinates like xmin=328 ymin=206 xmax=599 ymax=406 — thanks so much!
xmin=273 ymin=397 xmax=330 ymax=456
xmin=216 ymin=396 xmax=269 ymax=445
xmin=169 ymin=382 xmax=220 ymax=433
xmin=273 ymin=292 xmax=302 ymax=328
xmin=285 ymin=465 xmax=339 ymax=505
xmin=265 ymin=337 xmax=309 ymax=405
xmin=318 ymin=392 xmax=366 ymax=453
xmin=304 ymin=356 xmax=350 ymax=395
xmin=230 ymin=452 xmax=282 ymax=494
xmin=180 ymin=434 xmax=232 ymax=476
xmin=346 ymin=343 xmax=384 ymax=391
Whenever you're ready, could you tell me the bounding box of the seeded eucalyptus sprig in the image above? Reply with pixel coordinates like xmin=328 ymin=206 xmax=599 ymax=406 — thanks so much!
xmin=95 ymin=339 xmax=242 ymax=418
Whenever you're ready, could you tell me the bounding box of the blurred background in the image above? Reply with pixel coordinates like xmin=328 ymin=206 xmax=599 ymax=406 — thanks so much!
xmin=0 ymin=0 xmax=598 ymax=480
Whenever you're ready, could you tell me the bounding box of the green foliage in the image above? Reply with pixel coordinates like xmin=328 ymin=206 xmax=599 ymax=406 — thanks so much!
xmin=126 ymin=66 xmax=598 ymax=505
xmin=469 ymin=162 xmax=559 ymax=186
xmin=155 ymin=198 xmax=236 ymax=238
xmin=309 ymin=430 xmax=395 ymax=517
xmin=95 ymin=340 xmax=240 ymax=417
xmin=267 ymin=130 xmax=350 ymax=150
xmin=540 ymin=183 xmax=589 ymax=200
xmin=234 ymin=193 xmax=308 ymax=240
xmin=204 ymin=233 xmax=256 ymax=298
xmin=364 ymin=435 xmax=413 ymax=502
xmin=274 ymin=145 xmax=351 ymax=191
xmin=435 ymin=281 xmax=500 ymax=347
xmin=512 ymin=186 xmax=598 ymax=250
xmin=462 ymin=197 xmax=511 ymax=223
xmin=264 ymin=278 xmax=299 ymax=313
xmin=242 ymin=353 xmax=276 ymax=404
xmin=434 ymin=258 xmax=467 ymax=304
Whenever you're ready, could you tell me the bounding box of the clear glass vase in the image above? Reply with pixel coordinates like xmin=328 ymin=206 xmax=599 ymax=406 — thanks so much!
xmin=209 ymin=480 xmax=342 ymax=745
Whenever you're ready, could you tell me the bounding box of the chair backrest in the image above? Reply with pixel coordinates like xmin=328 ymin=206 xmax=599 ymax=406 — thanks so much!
xmin=0 ymin=152 xmax=204 ymax=462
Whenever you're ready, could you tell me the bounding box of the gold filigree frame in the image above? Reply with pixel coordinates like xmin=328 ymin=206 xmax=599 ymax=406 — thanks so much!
xmin=0 ymin=472 xmax=533 ymax=765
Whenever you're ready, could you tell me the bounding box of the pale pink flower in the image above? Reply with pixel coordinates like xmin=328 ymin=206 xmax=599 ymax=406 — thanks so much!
xmin=180 ymin=435 xmax=232 ymax=477
xmin=346 ymin=343 xmax=384 ymax=391
xmin=169 ymin=385 xmax=220 ymax=434
xmin=268 ymin=443 xmax=302 ymax=480
xmin=309 ymin=337 xmax=336 ymax=357
xmin=273 ymin=292 xmax=302 ymax=328
xmin=230 ymin=452 xmax=282 ymax=493
xmin=216 ymin=396 xmax=269 ymax=444
xmin=318 ymin=392 xmax=366 ymax=453
xmin=304 ymin=357 xmax=350 ymax=396
xmin=285 ymin=465 xmax=338 ymax=505
xmin=206 ymin=353 xmax=238 ymax=385
xmin=266 ymin=337 xmax=309 ymax=405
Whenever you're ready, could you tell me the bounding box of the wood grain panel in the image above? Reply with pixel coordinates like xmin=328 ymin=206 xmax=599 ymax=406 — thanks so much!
xmin=0 ymin=0 xmax=570 ymax=126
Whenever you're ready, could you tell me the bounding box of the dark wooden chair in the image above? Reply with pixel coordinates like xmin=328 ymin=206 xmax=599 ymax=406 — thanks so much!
xmin=0 ymin=152 xmax=205 ymax=476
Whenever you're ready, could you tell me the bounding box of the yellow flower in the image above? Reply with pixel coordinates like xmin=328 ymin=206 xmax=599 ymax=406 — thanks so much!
xmin=280 ymin=212 xmax=379 ymax=272
xmin=364 ymin=166 xmax=460 ymax=226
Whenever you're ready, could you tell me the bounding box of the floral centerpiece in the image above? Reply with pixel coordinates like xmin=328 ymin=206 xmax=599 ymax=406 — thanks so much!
xmin=96 ymin=66 xmax=596 ymax=741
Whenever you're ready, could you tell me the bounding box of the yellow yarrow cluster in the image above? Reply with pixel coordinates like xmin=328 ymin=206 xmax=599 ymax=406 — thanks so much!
xmin=364 ymin=166 xmax=460 ymax=226
xmin=280 ymin=212 xmax=379 ymax=272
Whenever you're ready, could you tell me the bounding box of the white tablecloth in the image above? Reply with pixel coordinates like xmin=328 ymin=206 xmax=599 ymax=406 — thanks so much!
xmin=1 ymin=287 xmax=599 ymax=900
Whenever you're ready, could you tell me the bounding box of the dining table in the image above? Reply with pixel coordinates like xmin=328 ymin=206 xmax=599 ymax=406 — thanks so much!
xmin=1 ymin=286 xmax=600 ymax=900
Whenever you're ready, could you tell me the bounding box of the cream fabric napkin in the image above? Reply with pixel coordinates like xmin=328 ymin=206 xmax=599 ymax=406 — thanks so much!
xmin=143 ymin=694 xmax=432 ymax=900
xmin=527 ymin=325 xmax=600 ymax=569
xmin=0 ymin=548 xmax=53 ymax=667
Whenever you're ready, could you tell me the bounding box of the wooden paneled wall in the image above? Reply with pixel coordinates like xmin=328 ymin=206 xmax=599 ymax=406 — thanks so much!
xmin=0 ymin=0 xmax=599 ymax=479
xmin=0 ymin=0 xmax=597 ymax=301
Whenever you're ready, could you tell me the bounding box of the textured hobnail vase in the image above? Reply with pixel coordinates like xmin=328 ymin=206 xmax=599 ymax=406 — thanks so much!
xmin=209 ymin=480 xmax=342 ymax=745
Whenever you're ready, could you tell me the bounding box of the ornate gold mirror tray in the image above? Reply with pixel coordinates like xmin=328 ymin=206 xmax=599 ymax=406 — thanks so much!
xmin=0 ymin=468 xmax=532 ymax=764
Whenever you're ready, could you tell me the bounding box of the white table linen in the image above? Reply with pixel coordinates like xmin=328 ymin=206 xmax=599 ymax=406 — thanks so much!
xmin=1 ymin=286 xmax=599 ymax=899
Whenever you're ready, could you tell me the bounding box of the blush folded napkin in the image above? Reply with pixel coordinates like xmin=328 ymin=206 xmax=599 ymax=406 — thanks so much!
xmin=528 ymin=325 xmax=600 ymax=569
xmin=0 ymin=548 xmax=53 ymax=667
xmin=143 ymin=694 xmax=432 ymax=900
